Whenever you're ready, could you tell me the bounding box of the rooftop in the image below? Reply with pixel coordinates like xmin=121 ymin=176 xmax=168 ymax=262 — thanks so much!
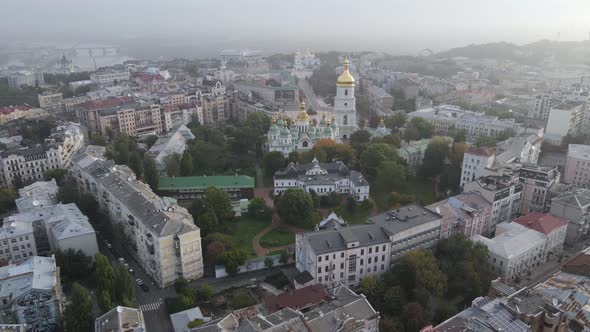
xmin=0 ymin=256 xmax=58 ymax=301
xmin=514 ymin=212 xmax=568 ymax=235
xmin=303 ymin=224 xmax=390 ymax=255
xmin=159 ymin=175 xmax=255 ymax=190
xmin=466 ymin=146 xmax=496 ymax=157
xmin=475 ymin=223 xmax=546 ymax=259
xmin=369 ymin=203 xmax=442 ymax=235
xmin=262 ymin=284 xmax=330 ymax=313
xmin=568 ymin=144 xmax=590 ymax=161
xmin=95 ymin=306 xmax=145 ymax=332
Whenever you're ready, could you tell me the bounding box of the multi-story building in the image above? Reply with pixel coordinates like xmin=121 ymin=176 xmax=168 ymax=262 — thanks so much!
xmin=564 ymin=144 xmax=590 ymax=186
xmin=528 ymin=90 xmax=588 ymax=120
xmin=15 ymin=179 xmax=59 ymax=212
xmin=296 ymin=224 xmax=391 ymax=288
xmin=161 ymin=103 xmax=202 ymax=131
xmin=38 ymin=92 xmax=63 ymax=111
xmin=519 ymin=165 xmax=560 ymax=214
xmin=369 ymin=204 xmax=442 ymax=260
xmin=367 ymin=85 xmax=394 ymax=110
xmin=334 ymin=58 xmax=359 ymax=139
xmin=514 ymin=212 xmax=568 ymax=257
xmin=158 ymin=175 xmax=255 ymax=204
xmin=463 ymin=175 xmax=522 ymax=233
xmin=0 ymin=221 xmax=36 ymax=265
xmin=95 ymin=306 xmax=146 ymax=332
xmin=545 ymin=101 xmax=586 ymax=144
xmin=550 ymin=188 xmax=590 ymax=245
xmin=0 ymin=105 xmax=33 ymax=124
xmin=475 ymin=222 xmax=546 ymax=281
xmin=70 ymin=148 xmax=204 ymax=287
xmin=406 ymin=105 xmax=528 ymax=140
xmin=0 ymin=256 xmax=62 ymax=331
xmin=90 ymin=68 xmax=130 ymax=85
xmin=234 ymin=82 xmax=300 ymax=107
xmin=0 ymin=122 xmax=85 ymax=187
xmin=97 ymin=104 xmax=163 ymax=137
xmin=201 ymin=95 xmax=226 ymax=125
xmin=145 ymin=125 xmax=195 ymax=176
xmin=460 ymin=147 xmax=496 ymax=187
xmin=7 ymin=71 xmax=42 ymax=88
xmin=426 ymin=192 xmax=491 ymax=239
xmin=273 ymin=158 xmax=369 ymax=201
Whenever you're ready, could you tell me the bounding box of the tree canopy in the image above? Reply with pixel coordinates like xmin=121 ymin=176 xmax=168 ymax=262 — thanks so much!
xmin=276 ymin=189 xmax=318 ymax=228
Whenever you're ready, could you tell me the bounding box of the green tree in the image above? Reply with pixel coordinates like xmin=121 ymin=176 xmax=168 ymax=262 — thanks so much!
xmin=166 ymin=155 xmax=181 ymax=177
xmin=143 ymin=155 xmax=160 ymax=191
xmin=405 ymin=117 xmax=434 ymax=140
xmin=276 ymin=189 xmax=317 ymax=227
xmin=360 ymin=276 xmax=384 ymax=307
xmin=0 ymin=188 xmax=17 ymax=214
xmin=95 ymin=253 xmax=115 ymax=309
xmin=263 ymin=151 xmax=286 ymax=177
xmin=375 ymin=161 xmax=406 ymax=193
xmin=195 ymin=284 xmax=214 ymax=302
xmin=246 ymin=198 xmax=272 ymax=222
xmin=204 ymin=187 xmax=233 ymax=222
xmin=54 ymin=249 xmax=92 ymax=282
xmin=420 ymin=138 xmax=451 ymax=178
xmin=383 ymin=286 xmax=405 ymax=316
xmin=360 ymin=143 xmax=398 ymax=182
xmin=384 ymin=112 xmax=407 ymax=130
xmin=402 ymin=302 xmax=429 ymax=332
xmin=63 ymin=283 xmax=93 ymax=332
xmin=197 ymin=210 xmax=219 ymax=234
xmin=220 ymin=249 xmax=248 ymax=276
xmin=400 ymin=250 xmax=447 ymax=296
xmin=288 ymin=151 xmax=300 ymax=163
xmin=264 ymin=256 xmax=274 ymax=270
xmin=44 ymin=168 xmax=67 ymax=186
xmin=129 ymin=152 xmax=144 ymax=179
xmin=350 ymin=129 xmax=372 ymax=157
xmin=180 ymin=151 xmax=194 ymax=175
xmin=114 ymin=264 xmax=136 ymax=307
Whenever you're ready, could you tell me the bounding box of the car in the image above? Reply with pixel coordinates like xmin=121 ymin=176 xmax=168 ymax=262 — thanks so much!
xmin=128 ymin=268 xmax=135 ymax=275
xmin=106 ymin=243 xmax=113 ymax=249
xmin=123 ymin=262 xmax=129 ymax=269
xmin=140 ymin=284 xmax=149 ymax=292
xmin=135 ymin=279 xmax=143 ymax=286
xmin=118 ymin=257 xmax=125 ymax=264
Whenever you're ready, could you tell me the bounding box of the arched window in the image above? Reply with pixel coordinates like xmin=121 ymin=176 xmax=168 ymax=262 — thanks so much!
xmin=344 ymin=102 xmax=347 ymax=107
xmin=343 ymin=115 xmax=348 ymax=125
xmin=302 ymin=141 xmax=309 ymax=148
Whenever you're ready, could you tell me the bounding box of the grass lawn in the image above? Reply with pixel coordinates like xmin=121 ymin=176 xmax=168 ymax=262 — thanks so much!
xmin=259 ymin=227 xmax=295 ymax=248
xmin=225 ymin=217 xmax=270 ymax=257
xmin=334 ymin=204 xmax=371 ymax=224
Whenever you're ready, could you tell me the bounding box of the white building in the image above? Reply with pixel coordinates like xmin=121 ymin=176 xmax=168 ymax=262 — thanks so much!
xmin=7 ymin=71 xmax=42 ymax=88
xmin=90 ymin=68 xmax=130 ymax=85
xmin=267 ymin=103 xmax=340 ymax=157
xmin=70 ymin=148 xmax=204 ymax=287
xmin=15 ymin=179 xmax=59 ymax=212
xmin=545 ymin=101 xmax=586 ymax=145
xmin=0 ymin=256 xmax=62 ymax=331
xmin=161 ymin=103 xmax=202 ymax=132
xmin=334 ymin=58 xmax=358 ymax=139
xmin=460 ymin=147 xmax=496 ymax=188
xmin=273 ymin=158 xmax=369 ymax=201
xmin=513 ymin=212 xmax=568 ymax=257
xmin=95 ymin=306 xmax=146 ymax=332
xmin=529 ymin=90 xmax=588 ymax=120
xmin=296 ymin=224 xmax=392 ymax=288
xmin=563 ymin=144 xmax=590 ymax=186
xmin=145 ymin=125 xmax=195 ymax=176
xmin=475 ymin=222 xmax=546 ymax=281
xmin=550 ymin=188 xmax=590 ymax=245
xmin=0 ymin=122 xmax=85 ymax=188
xmin=294 ymin=49 xmax=320 ymax=70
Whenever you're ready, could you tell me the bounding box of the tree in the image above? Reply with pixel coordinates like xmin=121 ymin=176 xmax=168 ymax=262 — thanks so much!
xmin=264 ymin=256 xmax=274 ymax=270
xmin=90 ymin=132 xmax=106 ymax=146
xmin=379 ymin=319 xmax=400 ymax=332
xmin=63 ymin=283 xmax=93 ymax=332
xmin=44 ymin=168 xmax=67 ymax=186
xmin=350 ymin=130 xmax=372 ymax=157
xmin=360 ymin=143 xmax=398 ymax=182
xmin=143 ymin=155 xmax=160 ymax=191
xmin=195 ymin=284 xmax=214 ymax=302
xmin=129 ymin=152 xmax=144 ymax=179
xmin=166 ymin=155 xmax=181 ymax=177
xmin=402 ymin=302 xmax=429 ymax=332
xmin=114 ymin=264 xmax=136 ymax=307
xmin=206 ymin=241 xmax=226 ymax=262
xmin=474 ymin=136 xmax=497 ymax=148
xmin=204 ymin=187 xmax=233 ymax=222
xmin=375 ymin=161 xmax=406 ymax=194
xmin=263 ymin=151 xmax=286 ymax=177
xmin=384 ymin=112 xmax=407 ymax=130
xmin=180 ymin=151 xmax=194 ymax=175
xmin=197 ymin=210 xmax=219 ymax=234
xmin=405 ymin=117 xmax=434 ymax=140
xmin=95 ymin=253 xmax=115 ymax=309
xmin=188 ymin=319 xmax=204 ymax=328
xmin=420 ymin=138 xmax=451 ymax=178
xmin=0 ymin=188 xmax=17 ymax=214
xmin=346 ymin=196 xmax=357 ymax=214
xmin=383 ymin=286 xmax=405 ymax=316
xmin=276 ymin=189 xmax=317 ymax=227
xmin=360 ymin=276 xmax=384 ymax=306
xmin=279 ymin=251 xmax=290 ymax=264
xmin=246 ymin=198 xmax=272 ymax=222
xmin=220 ymin=249 xmax=248 ymax=276
xmin=288 ymin=151 xmax=300 ymax=163
xmin=400 ymin=250 xmax=447 ymax=296
xmin=54 ymin=249 xmax=92 ymax=282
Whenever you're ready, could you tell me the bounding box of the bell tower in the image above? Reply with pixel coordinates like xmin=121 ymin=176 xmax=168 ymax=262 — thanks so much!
xmin=334 ymin=58 xmax=357 ymax=139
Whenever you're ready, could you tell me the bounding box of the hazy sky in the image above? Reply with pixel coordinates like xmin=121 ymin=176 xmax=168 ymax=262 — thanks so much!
xmin=1 ymin=0 xmax=589 ymax=56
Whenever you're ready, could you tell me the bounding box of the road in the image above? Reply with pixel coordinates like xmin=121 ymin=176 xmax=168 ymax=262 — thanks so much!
xmin=296 ymin=76 xmax=332 ymax=113
xmin=98 ymin=240 xmax=277 ymax=332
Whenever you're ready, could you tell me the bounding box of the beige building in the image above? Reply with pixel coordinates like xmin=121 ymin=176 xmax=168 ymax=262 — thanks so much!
xmin=201 ymin=95 xmax=226 ymax=124
xmin=71 ymin=148 xmax=204 ymax=287
xmin=38 ymin=92 xmax=63 ymax=110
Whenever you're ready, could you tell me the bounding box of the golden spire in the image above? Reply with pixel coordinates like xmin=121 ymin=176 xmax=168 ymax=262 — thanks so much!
xmin=326 ymin=119 xmax=331 ymax=126
xmin=297 ymin=100 xmax=309 ymax=121
xmin=337 ymin=57 xmax=355 ymax=87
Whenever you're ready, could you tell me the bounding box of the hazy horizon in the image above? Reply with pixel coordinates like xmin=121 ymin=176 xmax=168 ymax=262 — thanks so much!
xmin=1 ymin=0 xmax=590 ymax=58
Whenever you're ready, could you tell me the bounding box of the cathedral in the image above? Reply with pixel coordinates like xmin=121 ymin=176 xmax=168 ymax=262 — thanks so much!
xmin=267 ymin=58 xmax=358 ymax=156
xmin=267 ymin=102 xmax=340 ymax=157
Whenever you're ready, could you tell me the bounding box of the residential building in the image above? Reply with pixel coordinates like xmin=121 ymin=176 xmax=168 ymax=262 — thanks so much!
xmin=519 ymin=165 xmax=560 ymax=214
xmin=201 ymin=95 xmax=226 ymax=125
xmin=0 ymin=105 xmax=34 ymax=124
xmin=564 ymin=144 xmax=590 ymax=186
xmin=71 ymin=149 xmax=204 ymax=287
xmin=38 ymin=92 xmax=63 ymax=110
xmin=367 ymin=85 xmax=394 ymax=110
xmin=0 ymin=221 xmax=36 ymax=265
xmin=220 ymin=49 xmax=269 ymax=75
xmin=145 ymin=125 xmax=195 ymax=176
xmin=463 ymin=175 xmax=522 ymax=233
xmin=369 ymin=204 xmax=442 ymax=260
xmin=97 ymin=103 xmax=163 ymax=137
xmin=15 ymin=179 xmax=58 ymax=212
xmin=234 ymin=82 xmax=300 ymax=107
xmin=170 ymin=306 xmax=208 ymax=332
xmin=75 ymin=96 xmax=134 ymax=133
xmin=296 ymin=224 xmax=391 ymax=288
xmin=514 ymin=212 xmax=568 ymax=257
xmin=426 ymin=192 xmax=491 ymax=239
xmin=7 ymin=71 xmax=42 ymax=88
xmin=549 ymin=188 xmax=590 ymax=245
xmin=95 ymin=306 xmax=145 ymax=332
xmin=158 ymin=175 xmax=255 ymax=204
xmin=161 ymin=103 xmax=202 ymax=131
xmin=0 ymin=256 xmax=62 ymax=331
xmin=545 ymin=101 xmax=586 ymax=144
xmin=475 ymin=222 xmax=546 ymax=281
xmin=267 ymin=105 xmax=341 ymax=157
xmin=460 ymin=147 xmax=496 ymax=188
xmin=529 ymin=90 xmax=588 ymax=120
xmin=334 ymin=58 xmax=358 ymax=139
xmin=0 ymin=122 xmax=85 ymax=187
xmin=90 ymin=68 xmax=130 ymax=85
xmin=273 ymin=158 xmax=369 ymax=201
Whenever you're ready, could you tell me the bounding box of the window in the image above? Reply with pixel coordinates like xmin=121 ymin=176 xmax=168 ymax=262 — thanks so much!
xmin=340 ymin=272 xmax=344 ymax=278
xmin=340 ymin=263 xmax=344 ymax=269
xmin=382 ymin=245 xmax=386 ymax=251
xmin=325 ymin=255 xmax=329 ymax=261
xmin=348 ymin=275 xmax=356 ymax=282
xmin=381 ymin=264 xmax=385 ymax=271
xmin=318 ymin=256 xmax=322 ymax=262
xmin=318 ymin=276 xmax=322 ymax=283
xmin=345 ymin=89 xmax=348 ymax=96
xmin=341 ymin=253 xmax=344 ymax=258
xmin=361 ymin=249 xmax=364 ymax=255
xmin=373 ymin=266 xmax=377 ymax=272
xmin=368 ymin=257 xmax=372 ymax=264
xmin=376 ymin=246 xmax=379 ymax=253
xmin=369 ymin=247 xmax=372 ymax=254
xmin=318 ymin=267 xmax=322 ymax=273
xmin=349 ymin=255 xmax=357 ymax=273
xmin=360 ymin=259 xmax=364 ymax=265
xmin=382 ymin=255 xmax=385 ymax=261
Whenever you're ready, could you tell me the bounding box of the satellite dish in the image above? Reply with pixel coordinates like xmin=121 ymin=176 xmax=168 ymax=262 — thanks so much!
xmin=32 ymin=200 xmax=40 ymax=207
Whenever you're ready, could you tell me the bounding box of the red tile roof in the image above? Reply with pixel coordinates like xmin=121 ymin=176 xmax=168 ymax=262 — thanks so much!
xmin=466 ymin=146 xmax=496 ymax=157
xmin=262 ymin=284 xmax=330 ymax=313
xmin=514 ymin=212 xmax=568 ymax=235
xmin=135 ymin=73 xmax=164 ymax=84
xmin=0 ymin=105 xmax=32 ymax=115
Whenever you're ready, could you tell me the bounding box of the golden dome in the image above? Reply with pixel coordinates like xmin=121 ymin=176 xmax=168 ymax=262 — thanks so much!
xmin=296 ymin=101 xmax=309 ymax=121
xmin=336 ymin=57 xmax=355 ymax=87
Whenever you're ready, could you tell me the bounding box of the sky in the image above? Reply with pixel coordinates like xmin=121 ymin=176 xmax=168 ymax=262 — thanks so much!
xmin=1 ymin=0 xmax=589 ymax=56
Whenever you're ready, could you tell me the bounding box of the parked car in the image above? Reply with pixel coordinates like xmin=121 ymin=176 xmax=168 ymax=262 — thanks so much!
xmin=128 ymin=268 xmax=135 ymax=275
xmin=118 ymin=258 xmax=125 ymax=264
xmin=105 ymin=242 xmax=113 ymax=249
xmin=140 ymin=284 xmax=149 ymax=292
xmin=135 ymin=279 xmax=143 ymax=286
xmin=123 ymin=262 xmax=129 ymax=269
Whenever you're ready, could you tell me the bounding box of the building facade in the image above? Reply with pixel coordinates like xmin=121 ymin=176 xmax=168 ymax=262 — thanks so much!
xmin=545 ymin=101 xmax=586 ymax=144
xmin=519 ymin=165 xmax=560 ymax=214
xmin=158 ymin=175 xmax=255 ymax=204
xmin=564 ymin=144 xmax=590 ymax=186
xmin=426 ymin=193 xmax=491 ymax=239
xmin=550 ymin=188 xmax=590 ymax=245
xmin=90 ymin=68 xmax=130 ymax=85
xmin=514 ymin=212 xmax=568 ymax=257
xmin=334 ymin=58 xmax=358 ymax=139
xmin=460 ymin=147 xmax=496 ymax=188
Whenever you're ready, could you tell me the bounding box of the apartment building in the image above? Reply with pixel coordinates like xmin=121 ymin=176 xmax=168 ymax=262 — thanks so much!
xmin=519 ymin=165 xmax=560 ymax=214
xmin=161 ymin=103 xmax=202 ymax=131
xmin=528 ymin=90 xmax=587 ymax=120
xmin=564 ymin=144 xmax=590 ymax=186
xmin=97 ymin=104 xmax=163 ymax=137
xmin=545 ymin=101 xmax=586 ymax=144
xmin=0 ymin=256 xmax=62 ymax=331
xmin=201 ymin=95 xmax=226 ymax=125
xmin=0 ymin=122 xmax=85 ymax=187
xmin=460 ymin=147 xmax=496 ymax=187
xmin=0 ymin=105 xmax=34 ymax=124
xmin=90 ymin=68 xmax=130 ymax=85
xmin=367 ymin=85 xmax=394 ymax=110
xmin=38 ymin=92 xmax=64 ymax=110
xmin=70 ymin=148 xmax=204 ymax=287
xmin=426 ymin=192 xmax=491 ymax=239
xmin=295 ymin=224 xmax=392 ymax=288
xmin=463 ymin=175 xmax=522 ymax=233
xmin=514 ymin=212 xmax=568 ymax=257
xmin=550 ymin=188 xmax=590 ymax=245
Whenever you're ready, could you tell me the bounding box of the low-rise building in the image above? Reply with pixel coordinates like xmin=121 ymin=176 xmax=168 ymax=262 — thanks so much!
xmin=513 ymin=212 xmax=568 ymax=257
xmin=476 ymin=222 xmax=546 ymax=281
xmin=71 ymin=148 xmax=204 ymax=287
xmin=0 ymin=256 xmax=62 ymax=331
xmin=426 ymin=192 xmax=491 ymax=239
xmin=38 ymin=92 xmax=63 ymax=111
xmin=145 ymin=125 xmax=195 ymax=176
xmin=95 ymin=306 xmax=145 ymax=332
xmin=0 ymin=105 xmax=34 ymax=124
xmin=158 ymin=175 xmax=255 ymax=204
xmin=90 ymin=68 xmax=130 ymax=85
xmin=273 ymin=158 xmax=369 ymax=201
xmin=549 ymin=188 xmax=590 ymax=245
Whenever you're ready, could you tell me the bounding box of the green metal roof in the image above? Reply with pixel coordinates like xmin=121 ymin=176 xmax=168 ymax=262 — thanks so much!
xmin=159 ymin=175 xmax=255 ymax=190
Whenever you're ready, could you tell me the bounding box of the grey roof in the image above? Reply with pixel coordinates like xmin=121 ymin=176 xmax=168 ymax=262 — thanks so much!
xmin=552 ymin=188 xmax=590 ymax=208
xmin=95 ymin=306 xmax=145 ymax=332
xmin=48 ymin=203 xmax=96 ymax=241
xmin=369 ymin=203 xmax=442 ymax=235
xmin=475 ymin=223 xmax=546 ymax=259
xmin=568 ymin=144 xmax=590 ymax=162
xmin=275 ymin=160 xmax=369 ymax=187
xmin=16 ymin=179 xmax=59 ymax=213
xmin=304 ymin=224 xmax=390 ymax=255
xmin=170 ymin=306 xmax=207 ymax=332
xmin=146 ymin=125 xmax=195 ymax=167
xmin=0 ymin=256 xmax=57 ymax=301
